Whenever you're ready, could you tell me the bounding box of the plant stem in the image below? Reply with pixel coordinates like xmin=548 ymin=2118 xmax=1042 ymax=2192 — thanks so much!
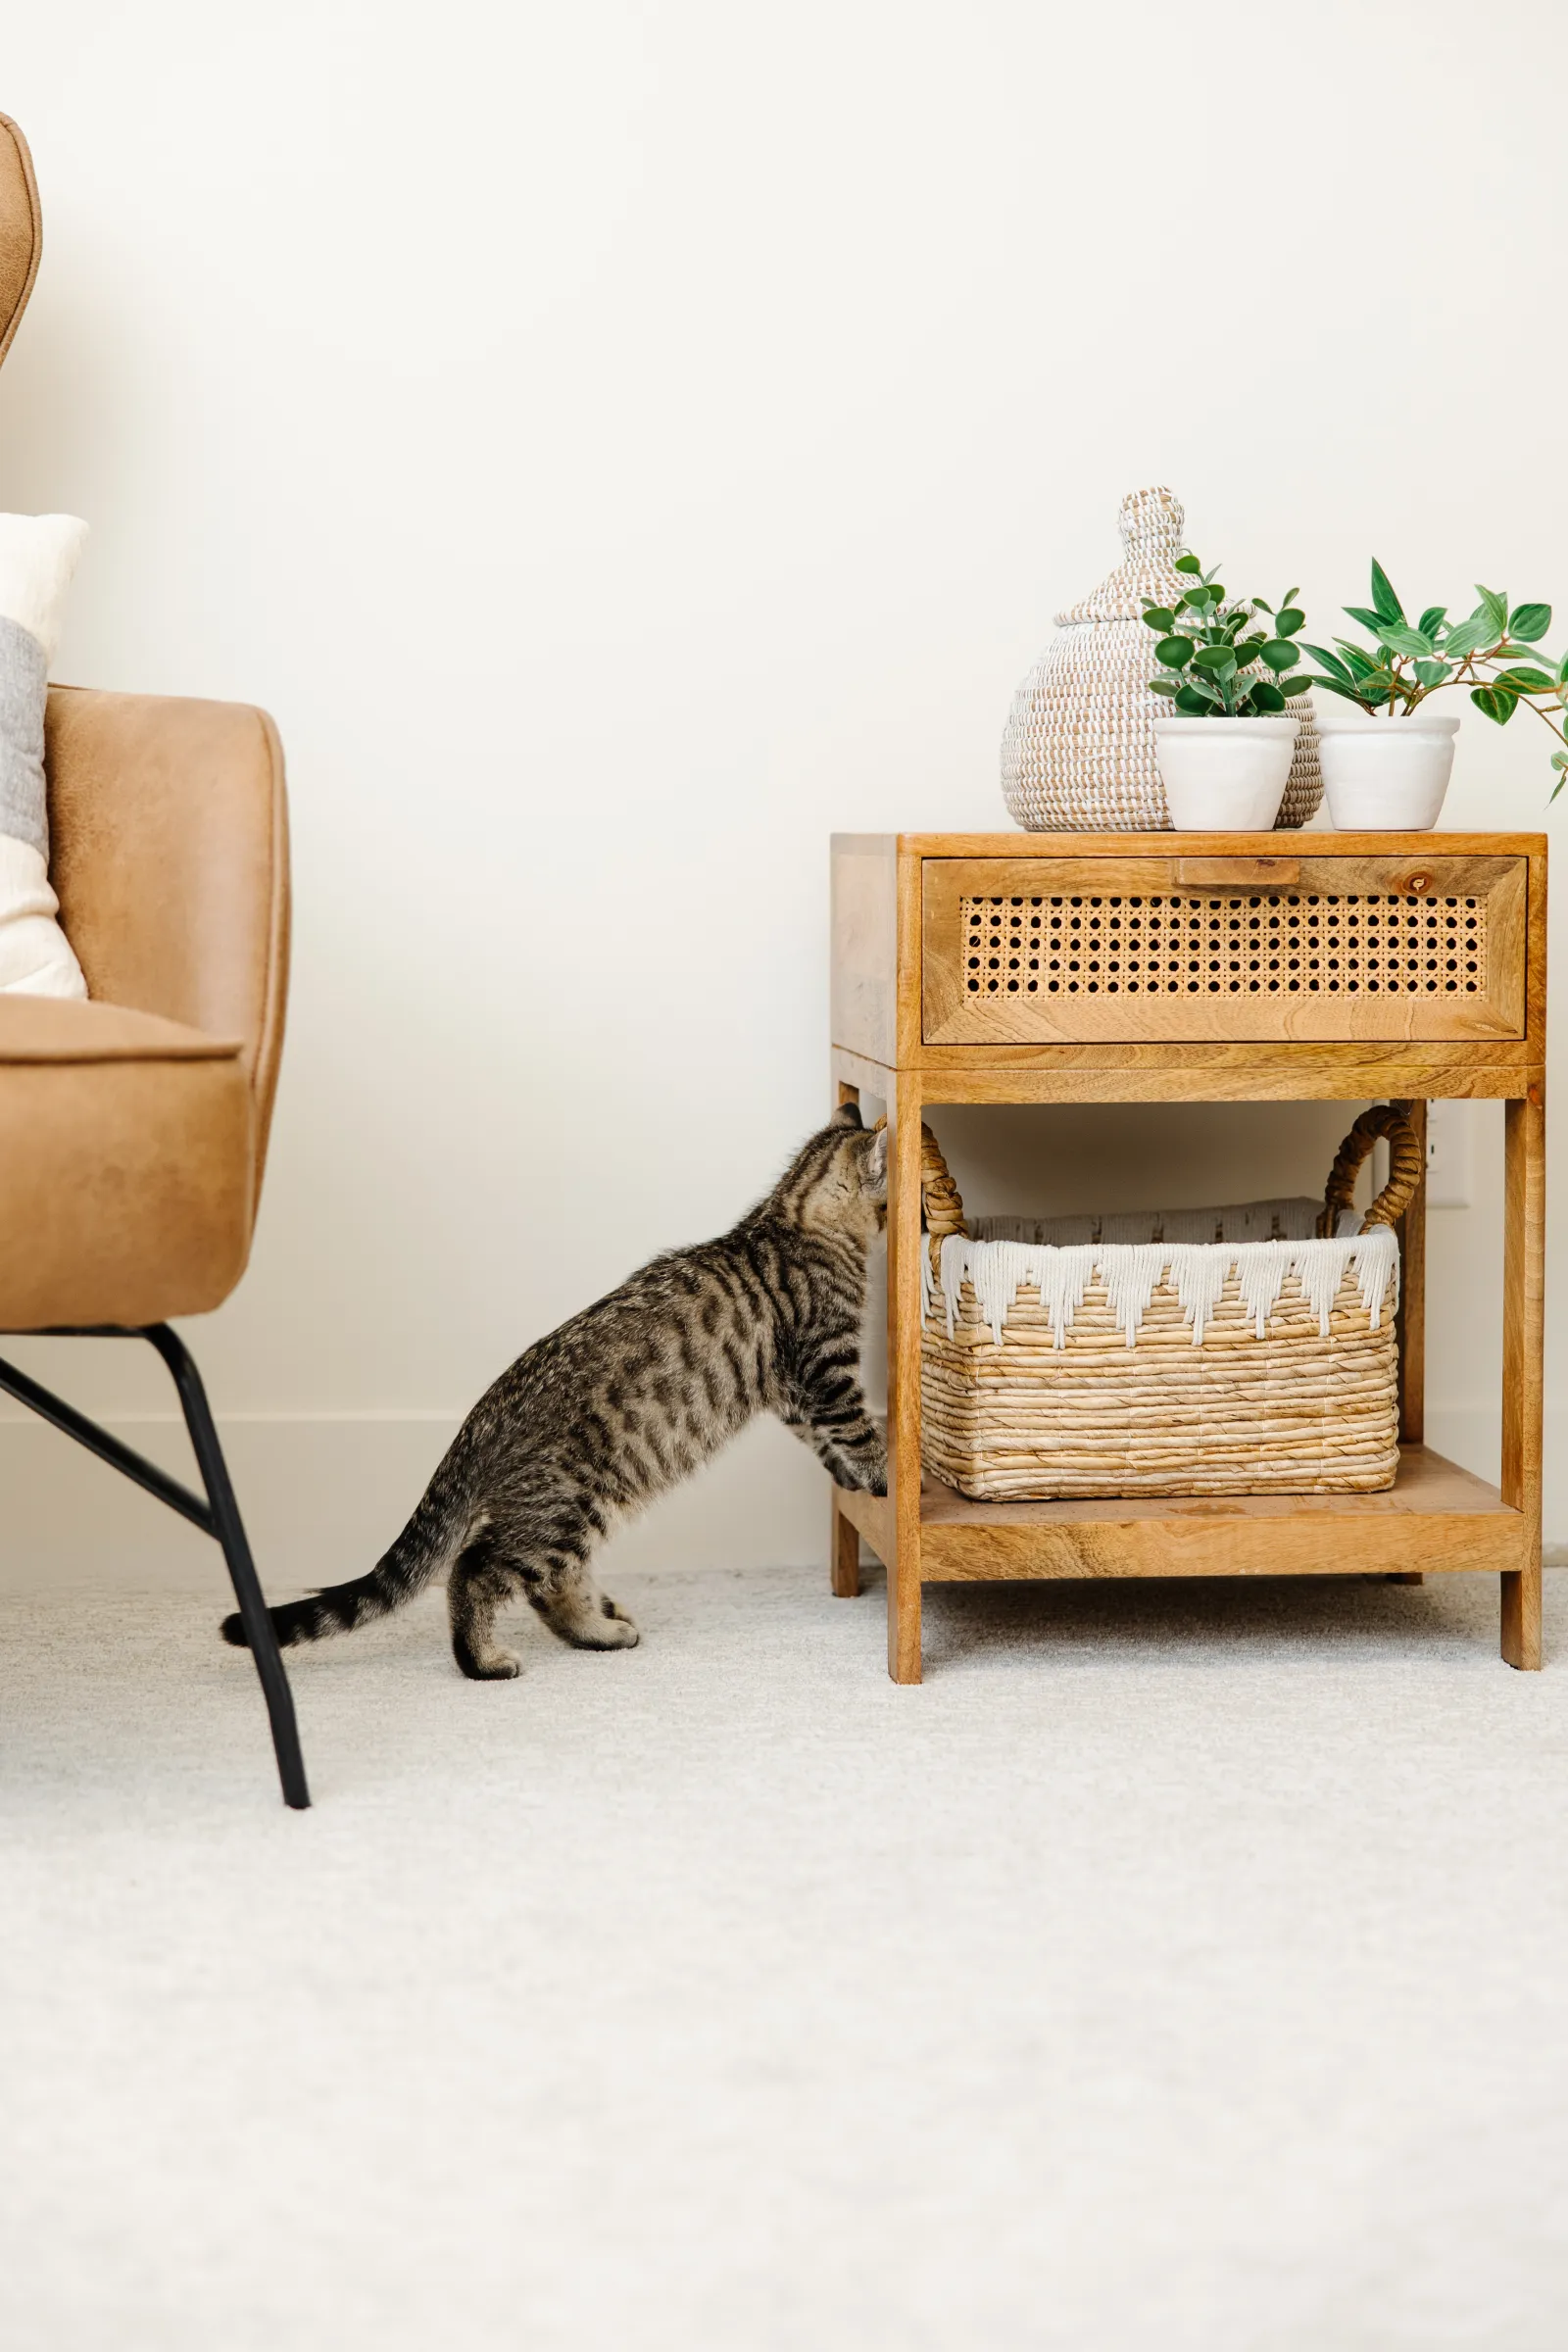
xmin=1512 ymin=691 xmax=1568 ymax=755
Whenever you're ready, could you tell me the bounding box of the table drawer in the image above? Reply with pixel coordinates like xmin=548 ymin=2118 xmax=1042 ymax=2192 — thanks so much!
xmin=922 ymin=853 xmax=1527 ymax=1045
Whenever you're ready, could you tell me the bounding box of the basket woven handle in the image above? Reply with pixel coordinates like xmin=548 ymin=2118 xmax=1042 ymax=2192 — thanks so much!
xmin=917 ymin=1124 xmax=968 ymax=1274
xmin=868 ymin=1118 xmax=968 ymax=1272
xmin=1319 ymin=1105 xmax=1424 ymax=1235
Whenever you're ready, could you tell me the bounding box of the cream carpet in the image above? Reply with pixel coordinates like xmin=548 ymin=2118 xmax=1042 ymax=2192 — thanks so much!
xmin=3 ymin=1558 xmax=1567 ymax=2351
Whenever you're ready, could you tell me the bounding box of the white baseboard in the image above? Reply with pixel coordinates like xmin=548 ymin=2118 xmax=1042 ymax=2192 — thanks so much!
xmin=2 ymin=1405 xmax=1559 ymax=1592
xmin=0 ymin=1411 xmax=834 ymax=1592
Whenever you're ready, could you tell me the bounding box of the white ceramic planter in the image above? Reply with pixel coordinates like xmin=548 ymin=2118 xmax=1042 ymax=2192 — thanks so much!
xmin=1152 ymin=715 xmax=1299 ymax=831
xmin=1313 ymin=699 xmax=1459 ymax=830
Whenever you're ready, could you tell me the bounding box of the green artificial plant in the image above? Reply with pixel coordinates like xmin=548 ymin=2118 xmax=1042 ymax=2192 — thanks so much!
xmin=1303 ymin=562 xmax=1568 ymax=799
xmin=1141 ymin=555 xmax=1315 ymax=718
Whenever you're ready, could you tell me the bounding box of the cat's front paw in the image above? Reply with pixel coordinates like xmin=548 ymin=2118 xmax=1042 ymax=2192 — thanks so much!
xmin=853 ymin=1441 xmax=889 ymax=1496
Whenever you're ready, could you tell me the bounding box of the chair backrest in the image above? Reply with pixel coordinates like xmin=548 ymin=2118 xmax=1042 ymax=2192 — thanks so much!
xmin=0 ymin=116 xmax=40 ymax=373
xmin=0 ymin=116 xmax=291 ymax=1200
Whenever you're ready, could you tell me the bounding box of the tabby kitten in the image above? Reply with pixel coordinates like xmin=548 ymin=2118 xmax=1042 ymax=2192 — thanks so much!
xmin=223 ymin=1104 xmax=888 ymax=1679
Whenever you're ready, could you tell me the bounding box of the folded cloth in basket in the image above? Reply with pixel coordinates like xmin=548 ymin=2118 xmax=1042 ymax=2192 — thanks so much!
xmin=972 ymin=1197 xmax=1361 ymax=1247
xmin=927 ymin=1222 xmax=1398 ymax=1348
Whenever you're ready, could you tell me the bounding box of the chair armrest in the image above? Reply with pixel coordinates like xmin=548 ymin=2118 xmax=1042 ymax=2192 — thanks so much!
xmin=43 ymin=684 xmax=290 ymax=1193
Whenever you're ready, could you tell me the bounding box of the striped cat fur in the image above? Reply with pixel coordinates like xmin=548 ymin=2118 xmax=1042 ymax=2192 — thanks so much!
xmin=222 ymin=1105 xmax=888 ymax=1679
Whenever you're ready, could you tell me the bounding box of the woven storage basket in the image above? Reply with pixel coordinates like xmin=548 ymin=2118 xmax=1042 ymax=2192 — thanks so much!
xmin=918 ymin=1107 xmax=1420 ymax=1500
xmin=1000 ymin=485 xmax=1323 ymax=833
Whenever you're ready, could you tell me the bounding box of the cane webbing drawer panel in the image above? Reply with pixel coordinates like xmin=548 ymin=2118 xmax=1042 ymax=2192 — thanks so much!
xmin=922 ymin=855 xmax=1527 ymax=1044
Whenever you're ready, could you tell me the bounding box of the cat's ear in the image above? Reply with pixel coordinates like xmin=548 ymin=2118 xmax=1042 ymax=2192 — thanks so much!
xmin=862 ymin=1124 xmax=888 ymax=1189
xmin=829 ymin=1100 xmax=863 ymax=1130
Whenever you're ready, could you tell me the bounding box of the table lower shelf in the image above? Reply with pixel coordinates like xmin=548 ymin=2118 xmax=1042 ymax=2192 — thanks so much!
xmin=836 ymin=1445 xmax=1525 ymax=1583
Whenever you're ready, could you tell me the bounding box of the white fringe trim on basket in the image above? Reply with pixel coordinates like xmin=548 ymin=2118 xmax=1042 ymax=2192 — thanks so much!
xmin=925 ymin=1226 xmax=1399 ymax=1349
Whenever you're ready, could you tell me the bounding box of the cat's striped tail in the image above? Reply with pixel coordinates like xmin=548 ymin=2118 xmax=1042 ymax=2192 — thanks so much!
xmin=220 ymin=1467 xmax=471 ymax=1650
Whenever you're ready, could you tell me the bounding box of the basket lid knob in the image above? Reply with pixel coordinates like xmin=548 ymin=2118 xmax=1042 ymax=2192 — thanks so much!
xmin=1117 ymin=485 xmax=1184 ymax=561
xmin=1054 ymin=485 xmax=1190 ymax=625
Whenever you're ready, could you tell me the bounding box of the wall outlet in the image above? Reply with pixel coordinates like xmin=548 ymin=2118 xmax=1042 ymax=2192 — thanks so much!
xmin=1425 ymin=1100 xmax=1474 ymax=1209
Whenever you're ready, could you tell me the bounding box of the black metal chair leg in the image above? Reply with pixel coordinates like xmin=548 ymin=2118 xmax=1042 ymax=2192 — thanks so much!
xmin=143 ymin=1325 xmax=311 ymax=1810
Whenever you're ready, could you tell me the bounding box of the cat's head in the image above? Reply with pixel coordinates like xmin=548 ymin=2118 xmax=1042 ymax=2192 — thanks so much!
xmin=768 ymin=1102 xmax=888 ymax=1244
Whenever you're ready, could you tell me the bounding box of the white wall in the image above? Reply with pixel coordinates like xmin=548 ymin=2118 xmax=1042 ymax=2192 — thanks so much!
xmin=1 ymin=0 xmax=1565 ymax=1582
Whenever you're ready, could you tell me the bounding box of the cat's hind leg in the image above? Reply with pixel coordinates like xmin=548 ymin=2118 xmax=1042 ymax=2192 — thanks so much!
xmin=528 ymin=1555 xmax=640 ymax=1649
xmin=520 ymin=1516 xmax=640 ymax=1652
xmin=448 ymin=1532 xmax=528 ymax=1681
xmin=461 ymin=1492 xmax=639 ymax=1659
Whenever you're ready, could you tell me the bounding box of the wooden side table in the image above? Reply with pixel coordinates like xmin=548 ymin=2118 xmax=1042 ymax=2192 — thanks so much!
xmin=828 ymin=830 xmax=1546 ymax=1683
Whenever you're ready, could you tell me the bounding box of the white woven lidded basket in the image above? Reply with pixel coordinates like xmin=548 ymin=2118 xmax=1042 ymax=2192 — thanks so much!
xmin=1000 ymin=486 xmax=1324 ymax=833
xmin=918 ymin=1107 xmax=1419 ymax=1500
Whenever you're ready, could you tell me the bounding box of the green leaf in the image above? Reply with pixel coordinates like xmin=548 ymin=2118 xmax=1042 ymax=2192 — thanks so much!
xmin=1279 ymin=587 xmax=1299 ymax=610
xmin=1476 ymin=584 xmax=1509 ymax=638
xmin=1275 ymin=608 xmax=1306 ymax=636
xmin=1417 ymin=606 xmax=1447 ymax=637
xmin=1149 ymin=674 xmax=1184 ymax=698
xmin=1336 ymin=642 xmax=1379 ymax=681
xmin=1413 ymin=660 xmax=1450 ymax=688
xmin=1492 ymin=665 xmax=1555 ymax=693
xmin=1142 ymin=605 xmax=1176 ymax=633
xmin=1279 ymin=675 xmax=1316 ymax=697
xmin=1370 ymin=559 xmax=1404 ymax=624
xmin=1154 ymin=636 xmax=1194 ymax=667
xmin=1440 ymin=619 xmax=1493 ymax=661
xmin=1252 ymin=597 xmax=1273 ymax=614
xmin=1471 ymin=684 xmax=1518 ymax=724
xmin=1510 ymin=602 xmax=1550 ymax=642
xmin=1312 ymin=674 xmax=1371 ymax=706
xmin=1249 ymin=680 xmax=1287 ymax=712
xmin=1259 ymin=639 xmax=1299 ymax=671
xmin=1174 ymin=554 xmax=1202 ymax=574
xmin=1301 ymin=642 xmax=1352 ymax=683
xmin=1344 ymin=606 xmax=1388 ymax=635
xmin=1378 ymin=622 xmax=1437 ymax=660
xmin=1559 ymin=650 xmax=1568 ymax=686
xmin=1191 ymin=644 xmax=1237 ymax=673
xmin=1173 ymin=683 xmax=1218 ymax=713
xmin=1552 ymin=749 xmax=1568 ymax=769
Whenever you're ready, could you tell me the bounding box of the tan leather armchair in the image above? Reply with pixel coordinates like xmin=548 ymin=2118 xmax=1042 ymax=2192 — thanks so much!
xmin=0 ymin=117 xmax=308 ymax=1807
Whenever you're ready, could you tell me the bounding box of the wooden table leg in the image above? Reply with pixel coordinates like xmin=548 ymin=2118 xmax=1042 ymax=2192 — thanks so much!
xmin=831 ymin=1492 xmax=860 ymax=1597
xmin=1501 ymin=1091 xmax=1545 ymax=1670
xmin=885 ymin=1069 xmax=923 ymax=1683
xmin=1391 ymin=1098 xmax=1427 ymax=1582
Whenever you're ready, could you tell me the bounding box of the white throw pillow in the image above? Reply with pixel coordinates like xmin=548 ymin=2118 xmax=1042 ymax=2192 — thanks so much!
xmin=0 ymin=513 xmax=88 ymax=998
